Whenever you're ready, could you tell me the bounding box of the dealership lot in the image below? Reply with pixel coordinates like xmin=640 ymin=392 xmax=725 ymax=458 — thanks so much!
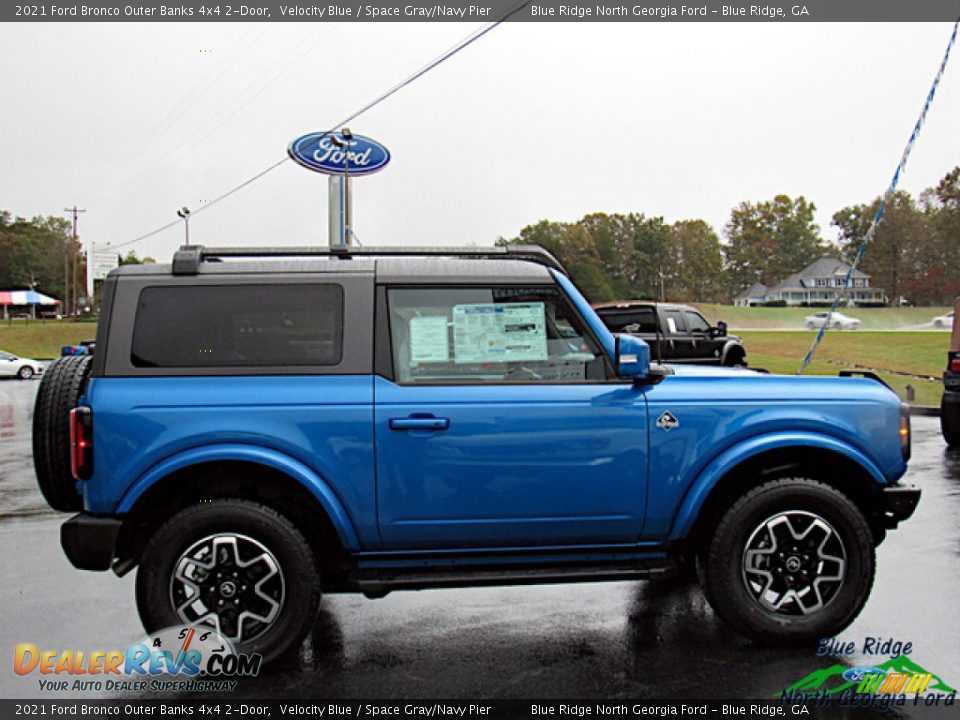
xmin=2 ymin=379 xmax=958 ymax=700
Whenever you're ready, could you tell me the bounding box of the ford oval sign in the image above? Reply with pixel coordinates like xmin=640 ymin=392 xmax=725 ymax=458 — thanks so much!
xmin=288 ymin=132 xmax=390 ymax=176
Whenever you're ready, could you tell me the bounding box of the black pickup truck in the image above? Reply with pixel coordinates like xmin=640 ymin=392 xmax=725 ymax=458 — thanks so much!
xmin=594 ymin=301 xmax=746 ymax=367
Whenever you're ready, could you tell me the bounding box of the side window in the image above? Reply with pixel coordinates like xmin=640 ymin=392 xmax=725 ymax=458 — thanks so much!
xmin=131 ymin=284 xmax=343 ymax=368
xmin=599 ymin=308 xmax=657 ymax=334
xmin=683 ymin=310 xmax=710 ymax=333
xmin=662 ymin=310 xmax=684 ymax=334
xmin=388 ymin=286 xmax=608 ymax=384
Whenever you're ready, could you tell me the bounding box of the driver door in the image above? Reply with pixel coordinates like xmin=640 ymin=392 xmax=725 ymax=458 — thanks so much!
xmin=374 ymin=284 xmax=649 ymax=549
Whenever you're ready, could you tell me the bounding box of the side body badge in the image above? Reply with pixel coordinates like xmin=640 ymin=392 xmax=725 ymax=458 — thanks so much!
xmin=656 ymin=411 xmax=680 ymax=431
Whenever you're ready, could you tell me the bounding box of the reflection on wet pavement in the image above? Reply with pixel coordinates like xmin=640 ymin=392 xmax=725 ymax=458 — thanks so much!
xmin=0 ymin=379 xmax=57 ymax=520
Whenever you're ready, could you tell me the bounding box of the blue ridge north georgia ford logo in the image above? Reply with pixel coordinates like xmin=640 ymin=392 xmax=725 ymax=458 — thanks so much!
xmin=287 ymin=132 xmax=391 ymax=176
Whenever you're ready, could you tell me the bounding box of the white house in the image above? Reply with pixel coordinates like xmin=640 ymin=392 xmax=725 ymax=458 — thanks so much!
xmin=733 ymin=258 xmax=884 ymax=306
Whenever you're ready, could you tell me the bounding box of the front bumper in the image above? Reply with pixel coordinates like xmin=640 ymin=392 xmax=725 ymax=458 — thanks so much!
xmin=61 ymin=513 xmax=122 ymax=571
xmin=879 ymin=484 xmax=921 ymax=529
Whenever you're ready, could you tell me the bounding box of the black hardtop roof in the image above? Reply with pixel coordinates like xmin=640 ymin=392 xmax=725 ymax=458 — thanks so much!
xmin=166 ymin=244 xmax=566 ymax=276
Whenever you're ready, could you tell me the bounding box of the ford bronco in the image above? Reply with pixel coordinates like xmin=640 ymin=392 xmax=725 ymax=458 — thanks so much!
xmin=33 ymin=245 xmax=919 ymax=663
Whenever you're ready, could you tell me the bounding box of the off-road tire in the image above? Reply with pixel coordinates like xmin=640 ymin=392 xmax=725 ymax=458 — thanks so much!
xmin=136 ymin=500 xmax=321 ymax=665
xmin=700 ymin=477 xmax=874 ymax=646
xmin=942 ymin=392 xmax=960 ymax=448
xmin=32 ymin=355 xmax=92 ymax=511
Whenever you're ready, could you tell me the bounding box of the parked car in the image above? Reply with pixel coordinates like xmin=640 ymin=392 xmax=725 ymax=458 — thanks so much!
xmin=0 ymin=350 xmax=43 ymax=379
xmin=60 ymin=340 xmax=96 ymax=356
xmin=594 ymin=301 xmax=746 ymax=366
xmin=932 ymin=311 xmax=954 ymax=329
xmin=33 ymin=244 xmax=918 ymax=664
xmin=804 ymin=311 xmax=861 ymax=330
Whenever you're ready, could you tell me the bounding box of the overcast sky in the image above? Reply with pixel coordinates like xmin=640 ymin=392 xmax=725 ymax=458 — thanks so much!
xmin=1 ymin=21 xmax=958 ymax=262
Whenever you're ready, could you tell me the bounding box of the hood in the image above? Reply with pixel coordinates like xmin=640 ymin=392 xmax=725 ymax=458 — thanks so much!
xmin=666 ymin=364 xmax=763 ymax=378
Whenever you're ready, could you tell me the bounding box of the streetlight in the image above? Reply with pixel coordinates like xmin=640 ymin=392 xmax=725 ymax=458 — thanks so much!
xmin=176 ymin=207 xmax=191 ymax=247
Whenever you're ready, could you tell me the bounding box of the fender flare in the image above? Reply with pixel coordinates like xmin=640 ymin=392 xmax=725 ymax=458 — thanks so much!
xmin=667 ymin=431 xmax=887 ymax=542
xmin=116 ymin=443 xmax=360 ymax=550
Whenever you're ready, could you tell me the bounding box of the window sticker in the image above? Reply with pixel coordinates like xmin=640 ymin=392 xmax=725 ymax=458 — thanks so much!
xmin=409 ymin=315 xmax=450 ymax=363
xmin=452 ymin=302 xmax=548 ymax=364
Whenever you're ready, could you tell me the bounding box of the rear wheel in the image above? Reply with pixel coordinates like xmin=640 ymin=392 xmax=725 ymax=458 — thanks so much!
xmin=136 ymin=499 xmax=321 ymax=665
xmin=32 ymin=355 xmax=92 ymax=512
xmin=700 ymin=477 xmax=874 ymax=645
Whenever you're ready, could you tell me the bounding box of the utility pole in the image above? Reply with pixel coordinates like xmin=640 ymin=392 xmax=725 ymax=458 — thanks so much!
xmin=64 ymin=206 xmax=86 ymax=317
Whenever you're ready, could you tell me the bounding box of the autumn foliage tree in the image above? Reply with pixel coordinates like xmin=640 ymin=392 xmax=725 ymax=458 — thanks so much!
xmin=0 ymin=211 xmax=79 ymax=301
xmin=723 ymin=195 xmax=826 ymax=293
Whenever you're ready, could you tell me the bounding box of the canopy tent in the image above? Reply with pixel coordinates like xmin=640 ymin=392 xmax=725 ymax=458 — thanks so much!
xmin=0 ymin=290 xmax=61 ymax=319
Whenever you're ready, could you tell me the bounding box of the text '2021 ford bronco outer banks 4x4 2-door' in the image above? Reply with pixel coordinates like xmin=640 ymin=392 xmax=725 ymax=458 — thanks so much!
xmin=32 ymin=245 xmax=919 ymax=663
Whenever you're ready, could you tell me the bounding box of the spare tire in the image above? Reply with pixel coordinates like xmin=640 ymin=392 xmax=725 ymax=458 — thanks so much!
xmin=32 ymin=355 xmax=93 ymax=512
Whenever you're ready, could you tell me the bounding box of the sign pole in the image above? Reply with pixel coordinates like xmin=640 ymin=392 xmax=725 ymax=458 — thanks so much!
xmin=288 ymin=129 xmax=389 ymax=248
xmin=328 ymin=176 xmax=344 ymax=248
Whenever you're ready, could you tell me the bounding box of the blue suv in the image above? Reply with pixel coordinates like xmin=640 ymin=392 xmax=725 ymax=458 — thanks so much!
xmin=32 ymin=245 xmax=919 ymax=663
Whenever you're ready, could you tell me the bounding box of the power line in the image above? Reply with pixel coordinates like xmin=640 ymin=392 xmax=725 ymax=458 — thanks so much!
xmin=117 ymin=0 xmax=530 ymax=251
xmin=101 ymin=23 xmax=270 ymax=186
xmin=152 ymin=24 xmax=341 ymax=178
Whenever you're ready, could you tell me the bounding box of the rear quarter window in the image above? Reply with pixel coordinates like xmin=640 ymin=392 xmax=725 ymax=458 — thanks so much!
xmin=131 ymin=284 xmax=343 ymax=368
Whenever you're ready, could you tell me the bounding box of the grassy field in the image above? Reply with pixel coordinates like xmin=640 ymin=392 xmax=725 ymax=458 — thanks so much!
xmin=0 ymin=317 xmax=949 ymax=406
xmin=740 ymin=330 xmax=947 ymax=406
xmin=695 ymin=303 xmax=953 ymax=330
xmin=0 ymin=320 xmax=97 ymax=359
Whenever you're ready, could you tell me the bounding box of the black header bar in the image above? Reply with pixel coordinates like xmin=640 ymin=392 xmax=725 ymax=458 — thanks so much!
xmin=5 ymin=0 xmax=960 ymax=22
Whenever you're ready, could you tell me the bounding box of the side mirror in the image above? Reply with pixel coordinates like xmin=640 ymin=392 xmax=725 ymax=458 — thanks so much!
xmin=714 ymin=321 xmax=728 ymax=338
xmin=615 ymin=333 xmax=650 ymax=379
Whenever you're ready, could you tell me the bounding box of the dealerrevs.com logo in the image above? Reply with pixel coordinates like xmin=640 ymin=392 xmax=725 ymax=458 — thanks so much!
xmin=14 ymin=625 xmax=261 ymax=693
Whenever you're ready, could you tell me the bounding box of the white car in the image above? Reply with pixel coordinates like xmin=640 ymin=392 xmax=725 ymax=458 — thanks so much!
xmin=0 ymin=350 xmax=43 ymax=379
xmin=932 ymin=311 xmax=954 ymax=329
xmin=804 ymin=312 xmax=861 ymax=330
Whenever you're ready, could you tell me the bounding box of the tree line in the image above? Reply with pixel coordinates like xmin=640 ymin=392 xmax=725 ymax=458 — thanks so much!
xmin=499 ymin=165 xmax=959 ymax=305
xmin=0 ymin=210 xmax=153 ymax=313
xmin=2 ymin=165 xmax=956 ymax=308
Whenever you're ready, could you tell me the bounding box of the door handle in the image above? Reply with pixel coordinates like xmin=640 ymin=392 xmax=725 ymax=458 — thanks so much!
xmin=389 ymin=415 xmax=450 ymax=431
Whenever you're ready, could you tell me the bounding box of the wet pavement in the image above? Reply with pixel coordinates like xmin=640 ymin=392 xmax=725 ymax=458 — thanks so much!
xmin=1 ymin=378 xmax=959 ymax=700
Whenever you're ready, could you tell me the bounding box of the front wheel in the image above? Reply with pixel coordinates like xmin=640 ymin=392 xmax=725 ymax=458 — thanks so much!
xmin=700 ymin=477 xmax=874 ymax=646
xmin=136 ymin=500 xmax=321 ymax=665
xmin=17 ymin=365 xmax=34 ymax=380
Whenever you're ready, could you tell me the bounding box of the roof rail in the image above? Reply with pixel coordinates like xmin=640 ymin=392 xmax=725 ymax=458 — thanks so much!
xmin=171 ymin=244 xmax=567 ymax=276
